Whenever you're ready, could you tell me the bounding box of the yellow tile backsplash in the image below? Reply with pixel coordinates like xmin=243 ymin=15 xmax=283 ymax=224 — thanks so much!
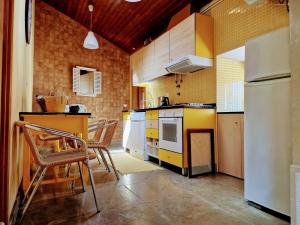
xmin=146 ymin=0 xmax=289 ymax=104
xmin=217 ymin=57 xmax=245 ymax=112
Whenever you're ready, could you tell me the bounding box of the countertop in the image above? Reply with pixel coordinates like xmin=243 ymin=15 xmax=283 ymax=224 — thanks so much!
xmin=122 ymin=104 xmax=216 ymax=112
xmin=19 ymin=112 xmax=92 ymax=116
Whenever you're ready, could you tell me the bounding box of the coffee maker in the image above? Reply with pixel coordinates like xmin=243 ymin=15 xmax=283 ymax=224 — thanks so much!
xmin=158 ymin=96 xmax=170 ymax=107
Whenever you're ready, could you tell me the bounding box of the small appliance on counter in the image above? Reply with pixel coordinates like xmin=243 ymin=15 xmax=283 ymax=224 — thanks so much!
xmin=65 ymin=104 xmax=87 ymax=113
xmin=158 ymin=96 xmax=170 ymax=107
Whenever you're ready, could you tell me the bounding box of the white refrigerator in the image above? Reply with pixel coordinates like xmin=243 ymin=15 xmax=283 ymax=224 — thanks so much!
xmin=244 ymin=27 xmax=292 ymax=216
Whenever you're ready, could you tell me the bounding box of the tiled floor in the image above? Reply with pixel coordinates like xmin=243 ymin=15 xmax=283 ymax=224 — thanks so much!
xmin=22 ymin=161 xmax=289 ymax=225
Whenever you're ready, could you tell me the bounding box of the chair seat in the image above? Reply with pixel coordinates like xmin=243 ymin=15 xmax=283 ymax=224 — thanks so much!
xmin=40 ymin=149 xmax=97 ymax=167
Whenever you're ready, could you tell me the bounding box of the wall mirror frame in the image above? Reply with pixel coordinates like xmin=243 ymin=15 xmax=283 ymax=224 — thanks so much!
xmin=73 ymin=66 xmax=102 ymax=97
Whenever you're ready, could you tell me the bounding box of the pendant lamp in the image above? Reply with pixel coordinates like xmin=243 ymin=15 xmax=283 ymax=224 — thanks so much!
xmin=83 ymin=4 xmax=99 ymax=49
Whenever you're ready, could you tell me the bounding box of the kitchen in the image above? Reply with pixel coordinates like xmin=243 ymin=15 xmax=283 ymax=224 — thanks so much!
xmin=0 ymin=0 xmax=299 ymax=225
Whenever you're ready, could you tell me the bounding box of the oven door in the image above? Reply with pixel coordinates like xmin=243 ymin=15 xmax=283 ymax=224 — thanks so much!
xmin=159 ymin=117 xmax=183 ymax=153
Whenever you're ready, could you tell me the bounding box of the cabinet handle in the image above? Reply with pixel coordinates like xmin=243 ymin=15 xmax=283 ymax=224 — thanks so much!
xmin=234 ymin=122 xmax=238 ymax=124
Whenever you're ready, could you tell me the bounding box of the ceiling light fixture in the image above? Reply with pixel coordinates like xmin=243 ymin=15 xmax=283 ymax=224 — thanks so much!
xmin=83 ymin=4 xmax=99 ymax=49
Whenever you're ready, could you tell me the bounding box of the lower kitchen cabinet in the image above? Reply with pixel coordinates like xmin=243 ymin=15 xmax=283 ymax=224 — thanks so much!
xmin=146 ymin=128 xmax=158 ymax=139
xmin=158 ymin=148 xmax=182 ymax=168
xmin=217 ymin=113 xmax=244 ymax=179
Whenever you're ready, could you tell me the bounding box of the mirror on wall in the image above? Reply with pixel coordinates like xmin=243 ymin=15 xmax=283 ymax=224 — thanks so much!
xmin=73 ymin=66 xmax=102 ymax=97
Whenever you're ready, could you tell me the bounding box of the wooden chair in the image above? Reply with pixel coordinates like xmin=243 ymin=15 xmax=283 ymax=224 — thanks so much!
xmin=16 ymin=122 xmax=100 ymax=221
xmin=88 ymin=120 xmax=119 ymax=180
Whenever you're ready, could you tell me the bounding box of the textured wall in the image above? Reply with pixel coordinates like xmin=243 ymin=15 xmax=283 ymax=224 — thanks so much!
xmin=146 ymin=0 xmax=289 ymax=104
xmin=33 ymin=1 xmax=130 ymax=141
xmin=9 ymin=0 xmax=35 ymax=217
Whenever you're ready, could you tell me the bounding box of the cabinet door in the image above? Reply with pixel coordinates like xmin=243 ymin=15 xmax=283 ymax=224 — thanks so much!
xmin=170 ymin=14 xmax=195 ymax=61
xmin=154 ymin=32 xmax=170 ymax=77
xmin=142 ymin=42 xmax=155 ymax=81
xmin=218 ymin=114 xmax=243 ymax=178
xmin=131 ymin=49 xmax=144 ymax=85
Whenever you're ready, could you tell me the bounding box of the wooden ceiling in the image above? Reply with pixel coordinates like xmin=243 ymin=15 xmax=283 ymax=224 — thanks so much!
xmin=42 ymin=0 xmax=211 ymax=53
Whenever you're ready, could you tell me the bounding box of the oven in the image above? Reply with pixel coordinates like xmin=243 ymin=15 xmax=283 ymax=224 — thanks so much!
xmin=159 ymin=109 xmax=183 ymax=153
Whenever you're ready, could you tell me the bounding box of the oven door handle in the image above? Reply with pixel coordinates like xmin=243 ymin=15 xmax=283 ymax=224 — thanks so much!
xmin=159 ymin=118 xmax=180 ymax=122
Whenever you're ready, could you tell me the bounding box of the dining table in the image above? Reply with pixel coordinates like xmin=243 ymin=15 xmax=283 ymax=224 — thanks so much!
xmin=19 ymin=112 xmax=91 ymax=191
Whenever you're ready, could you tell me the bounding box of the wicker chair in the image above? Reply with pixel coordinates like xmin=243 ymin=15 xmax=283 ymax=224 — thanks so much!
xmin=88 ymin=119 xmax=109 ymax=169
xmin=88 ymin=120 xmax=119 ymax=180
xmin=16 ymin=122 xmax=100 ymax=221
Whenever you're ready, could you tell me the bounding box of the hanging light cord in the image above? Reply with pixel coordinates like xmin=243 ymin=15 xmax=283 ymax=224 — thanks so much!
xmin=89 ymin=4 xmax=94 ymax=31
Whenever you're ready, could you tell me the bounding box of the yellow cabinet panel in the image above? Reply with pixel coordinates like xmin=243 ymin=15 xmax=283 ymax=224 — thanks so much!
xmin=123 ymin=112 xmax=131 ymax=120
xmin=146 ymin=110 xmax=159 ymax=120
xmin=158 ymin=149 xmax=182 ymax=168
xmin=152 ymin=129 xmax=158 ymax=139
xmin=196 ymin=14 xmax=214 ymax=59
xmin=151 ymin=110 xmax=159 ymax=120
xmin=146 ymin=128 xmax=158 ymax=139
xmin=146 ymin=111 xmax=152 ymax=120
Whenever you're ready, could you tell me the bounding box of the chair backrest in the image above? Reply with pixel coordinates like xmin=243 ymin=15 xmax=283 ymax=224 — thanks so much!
xmin=22 ymin=125 xmax=46 ymax=166
xmin=90 ymin=119 xmax=106 ymax=142
xmin=21 ymin=123 xmax=85 ymax=166
xmin=101 ymin=120 xmax=118 ymax=148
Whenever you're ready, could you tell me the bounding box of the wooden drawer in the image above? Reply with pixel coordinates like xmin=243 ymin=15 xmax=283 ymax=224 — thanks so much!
xmin=123 ymin=112 xmax=131 ymax=120
xmin=158 ymin=148 xmax=182 ymax=168
xmin=146 ymin=128 xmax=158 ymax=139
xmin=146 ymin=120 xmax=158 ymax=129
xmin=146 ymin=110 xmax=159 ymax=120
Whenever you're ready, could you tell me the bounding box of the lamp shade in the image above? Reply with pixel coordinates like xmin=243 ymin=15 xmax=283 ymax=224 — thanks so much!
xmin=83 ymin=31 xmax=99 ymax=49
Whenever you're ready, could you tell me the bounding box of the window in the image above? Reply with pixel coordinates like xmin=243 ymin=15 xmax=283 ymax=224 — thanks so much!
xmin=73 ymin=66 xmax=102 ymax=97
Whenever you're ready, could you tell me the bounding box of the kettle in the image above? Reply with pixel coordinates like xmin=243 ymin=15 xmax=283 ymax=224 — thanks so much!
xmin=158 ymin=96 xmax=170 ymax=107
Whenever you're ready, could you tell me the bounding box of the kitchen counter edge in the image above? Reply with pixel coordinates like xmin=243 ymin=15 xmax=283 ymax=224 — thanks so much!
xmin=19 ymin=112 xmax=92 ymax=116
xmin=122 ymin=105 xmax=216 ymax=113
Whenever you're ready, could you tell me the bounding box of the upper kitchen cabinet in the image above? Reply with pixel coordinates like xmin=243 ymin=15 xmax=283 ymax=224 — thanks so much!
xmin=153 ymin=32 xmax=170 ymax=77
xmin=131 ymin=13 xmax=213 ymax=85
xmin=170 ymin=13 xmax=214 ymax=61
xmin=142 ymin=42 xmax=155 ymax=81
xmin=131 ymin=48 xmax=144 ymax=86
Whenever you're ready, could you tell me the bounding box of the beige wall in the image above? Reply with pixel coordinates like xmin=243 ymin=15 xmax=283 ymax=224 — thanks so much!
xmin=146 ymin=0 xmax=289 ymax=105
xmin=290 ymin=0 xmax=300 ymax=165
xmin=8 ymin=0 xmax=35 ymax=217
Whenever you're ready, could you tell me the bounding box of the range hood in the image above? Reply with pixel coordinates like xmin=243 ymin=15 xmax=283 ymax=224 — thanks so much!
xmin=165 ymin=55 xmax=213 ymax=74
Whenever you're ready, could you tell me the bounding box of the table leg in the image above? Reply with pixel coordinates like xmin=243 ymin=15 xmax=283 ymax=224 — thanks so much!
xmin=23 ymin=140 xmax=31 ymax=191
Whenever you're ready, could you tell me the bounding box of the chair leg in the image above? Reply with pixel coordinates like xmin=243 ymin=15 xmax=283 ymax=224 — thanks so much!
xmin=20 ymin=167 xmax=48 ymax=221
xmin=98 ymin=148 xmax=110 ymax=172
xmin=77 ymin=162 xmax=85 ymax=192
xmin=65 ymin=163 xmax=72 ymax=177
xmin=93 ymin=148 xmax=102 ymax=166
xmin=86 ymin=160 xmax=100 ymax=213
xmin=22 ymin=166 xmax=41 ymax=205
xmin=106 ymin=150 xmax=119 ymax=180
